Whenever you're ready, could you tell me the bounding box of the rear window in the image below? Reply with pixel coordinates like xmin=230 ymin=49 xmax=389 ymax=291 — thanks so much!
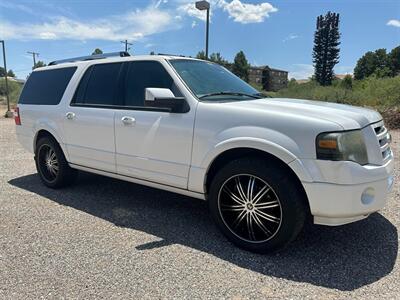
xmin=18 ymin=67 xmax=77 ymax=105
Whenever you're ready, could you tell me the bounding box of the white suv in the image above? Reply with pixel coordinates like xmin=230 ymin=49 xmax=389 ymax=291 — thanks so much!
xmin=15 ymin=52 xmax=394 ymax=253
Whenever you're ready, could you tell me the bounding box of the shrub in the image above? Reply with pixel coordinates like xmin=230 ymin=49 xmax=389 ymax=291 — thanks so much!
xmin=0 ymin=78 xmax=23 ymax=105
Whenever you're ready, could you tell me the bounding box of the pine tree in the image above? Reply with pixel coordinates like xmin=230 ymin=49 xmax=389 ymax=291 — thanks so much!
xmin=313 ymin=12 xmax=341 ymax=86
xmin=33 ymin=61 xmax=46 ymax=70
xmin=232 ymin=51 xmax=250 ymax=82
xmin=196 ymin=51 xmax=207 ymax=60
xmin=209 ymin=52 xmax=229 ymax=68
xmin=92 ymin=48 xmax=103 ymax=55
xmin=7 ymin=69 xmax=15 ymax=77
xmin=389 ymin=46 xmax=400 ymax=76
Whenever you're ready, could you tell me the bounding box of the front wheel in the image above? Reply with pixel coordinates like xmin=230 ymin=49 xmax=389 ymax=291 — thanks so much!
xmin=35 ymin=136 xmax=77 ymax=189
xmin=208 ymin=158 xmax=307 ymax=253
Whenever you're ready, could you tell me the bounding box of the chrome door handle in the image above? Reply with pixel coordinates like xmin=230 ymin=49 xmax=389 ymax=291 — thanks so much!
xmin=66 ymin=112 xmax=75 ymax=120
xmin=121 ymin=116 xmax=136 ymax=125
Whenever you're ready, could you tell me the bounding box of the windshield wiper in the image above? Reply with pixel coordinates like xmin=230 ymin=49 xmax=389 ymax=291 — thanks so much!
xmin=199 ymin=91 xmax=263 ymax=100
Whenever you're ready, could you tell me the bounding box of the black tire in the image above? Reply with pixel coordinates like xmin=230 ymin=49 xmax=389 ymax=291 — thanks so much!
xmin=208 ymin=157 xmax=307 ymax=253
xmin=35 ymin=136 xmax=77 ymax=189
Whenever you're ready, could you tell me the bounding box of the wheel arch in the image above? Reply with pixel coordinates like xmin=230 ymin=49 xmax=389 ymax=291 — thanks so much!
xmin=33 ymin=129 xmax=70 ymax=161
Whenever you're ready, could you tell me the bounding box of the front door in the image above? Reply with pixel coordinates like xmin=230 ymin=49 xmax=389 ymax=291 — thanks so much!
xmin=114 ymin=61 xmax=195 ymax=189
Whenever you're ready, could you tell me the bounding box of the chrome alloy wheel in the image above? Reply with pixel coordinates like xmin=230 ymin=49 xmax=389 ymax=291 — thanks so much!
xmin=217 ymin=174 xmax=282 ymax=243
xmin=38 ymin=144 xmax=59 ymax=182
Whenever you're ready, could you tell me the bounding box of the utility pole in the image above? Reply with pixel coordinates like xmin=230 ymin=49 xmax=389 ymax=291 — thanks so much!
xmin=120 ymin=40 xmax=133 ymax=53
xmin=27 ymin=51 xmax=39 ymax=69
xmin=0 ymin=40 xmax=12 ymax=117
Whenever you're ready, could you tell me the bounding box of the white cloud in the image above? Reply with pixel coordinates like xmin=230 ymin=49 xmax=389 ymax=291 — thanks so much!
xmin=220 ymin=0 xmax=278 ymax=24
xmin=177 ymin=0 xmax=277 ymax=24
xmin=283 ymin=34 xmax=299 ymax=42
xmin=191 ymin=20 xmax=198 ymax=28
xmin=387 ymin=19 xmax=400 ymax=27
xmin=155 ymin=0 xmax=168 ymax=8
xmin=0 ymin=6 xmax=176 ymax=41
xmin=288 ymin=64 xmax=314 ymax=80
xmin=177 ymin=3 xmax=209 ymax=21
xmin=38 ymin=32 xmax=57 ymax=40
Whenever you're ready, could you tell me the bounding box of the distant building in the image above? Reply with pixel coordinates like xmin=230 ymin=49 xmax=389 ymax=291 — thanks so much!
xmin=248 ymin=66 xmax=288 ymax=91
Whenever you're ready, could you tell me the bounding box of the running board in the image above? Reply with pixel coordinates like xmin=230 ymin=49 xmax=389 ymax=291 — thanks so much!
xmin=69 ymin=163 xmax=206 ymax=200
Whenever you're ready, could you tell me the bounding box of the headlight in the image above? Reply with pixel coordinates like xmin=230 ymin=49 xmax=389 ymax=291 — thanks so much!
xmin=316 ymin=130 xmax=369 ymax=165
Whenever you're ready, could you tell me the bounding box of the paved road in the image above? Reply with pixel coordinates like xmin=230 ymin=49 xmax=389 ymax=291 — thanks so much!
xmin=0 ymin=116 xmax=399 ymax=299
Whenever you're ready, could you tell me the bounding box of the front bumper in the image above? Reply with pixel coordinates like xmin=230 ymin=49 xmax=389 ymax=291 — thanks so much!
xmin=298 ymin=157 xmax=394 ymax=226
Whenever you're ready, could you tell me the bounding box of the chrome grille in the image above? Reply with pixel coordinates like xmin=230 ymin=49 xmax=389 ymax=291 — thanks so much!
xmin=373 ymin=123 xmax=391 ymax=162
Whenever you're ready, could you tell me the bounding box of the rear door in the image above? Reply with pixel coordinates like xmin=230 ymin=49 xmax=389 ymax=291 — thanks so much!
xmin=63 ymin=62 xmax=123 ymax=173
xmin=16 ymin=67 xmax=77 ymax=153
xmin=114 ymin=60 xmax=195 ymax=188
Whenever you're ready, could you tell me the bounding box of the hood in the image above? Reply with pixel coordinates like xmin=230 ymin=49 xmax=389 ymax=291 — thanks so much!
xmin=222 ymin=98 xmax=382 ymax=130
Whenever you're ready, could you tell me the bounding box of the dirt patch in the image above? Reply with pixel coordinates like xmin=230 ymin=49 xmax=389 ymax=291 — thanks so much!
xmin=380 ymin=107 xmax=400 ymax=129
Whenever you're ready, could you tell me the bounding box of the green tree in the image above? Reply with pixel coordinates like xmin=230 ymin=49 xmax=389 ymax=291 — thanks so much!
xmin=92 ymin=48 xmax=103 ymax=55
xmin=33 ymin=61 xmax=46 ymax=70
xmin=149 ymin=51 xmax=155 ymax=55
xmin=389 ymin=46 xmax=400 ymax=76
xmin=232 ymin=51 xmax=250 ymax=82
xmin=209 ymin=52 xmax=229 ymax=68
xmin=196 ymin=51 xmax=207 ymax=60
xmin=373 ymin=49 xmax=390 ymax=77
xmin=288 ymin=78 xmax=298 ymax=88
xmin=7 ymin=69 xmax=15 ymax=77
xmin=354 ymin=51 xmax=377 ymax=79
xmin=312 ymin=11 xmax=341 ymax=86
xmin=340 ymin=74 xmax=353 ymax=89
xmin=354 ymin=48 xmax=391 ymax=79
xmin=0 ymin=67 xmax=6 ymax=77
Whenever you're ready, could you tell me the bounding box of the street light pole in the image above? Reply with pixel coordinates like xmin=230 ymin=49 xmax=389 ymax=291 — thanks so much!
xmin=0 ymin=40 xmax=12 ymax=117
xmin=205 ymin=7 xmax=209 ymax=59
xmin=195 ymin=1 xmax=210 ymax=59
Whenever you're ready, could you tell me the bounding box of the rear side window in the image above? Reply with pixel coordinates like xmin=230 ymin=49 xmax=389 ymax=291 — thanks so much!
xmin=18 ymin=67 xmax=76 ymax=105
xmin=73 ymin=63 xmax=122 ymax=106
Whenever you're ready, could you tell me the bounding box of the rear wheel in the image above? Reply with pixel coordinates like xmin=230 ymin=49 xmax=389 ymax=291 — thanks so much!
xmin=35 ymin=136 xmax=77 ymax=188
xmin=208 ymin=157 xmax=307 ymax=253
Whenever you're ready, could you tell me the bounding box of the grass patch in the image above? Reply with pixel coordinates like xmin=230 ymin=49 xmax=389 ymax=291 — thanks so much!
xmin=270 ymin=76 xmax=400 ymax=128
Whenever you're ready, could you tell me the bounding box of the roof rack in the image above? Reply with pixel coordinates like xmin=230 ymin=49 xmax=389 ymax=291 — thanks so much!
xmin=157 ymin=53 xmax=190 ymax=58
xmin=48 ymin=51 xmax=130 ymax=66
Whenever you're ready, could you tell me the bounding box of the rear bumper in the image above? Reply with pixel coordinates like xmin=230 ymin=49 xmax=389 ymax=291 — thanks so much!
xmin=299 ymin=158 xmax=395 ymax=226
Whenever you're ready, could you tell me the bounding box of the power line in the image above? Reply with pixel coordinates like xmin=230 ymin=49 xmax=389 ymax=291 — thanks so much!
xmin=120 ymin=40 xmax=133 ymax=53
xmin=27 ymin=51 xmax=39 ymax=68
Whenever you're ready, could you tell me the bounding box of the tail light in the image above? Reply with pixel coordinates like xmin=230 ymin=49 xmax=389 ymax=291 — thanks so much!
xmin=14 ymin=107 xmax=21 ymax=125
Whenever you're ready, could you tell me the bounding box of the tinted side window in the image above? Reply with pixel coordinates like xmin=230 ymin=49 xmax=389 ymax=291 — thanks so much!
xmin=74 ymin=63 xmax=122 ymax=106
xmin=19 ymin=67 xmax=76 ymax=105
xmin=124 ymin=61 xmax=179 ymax=107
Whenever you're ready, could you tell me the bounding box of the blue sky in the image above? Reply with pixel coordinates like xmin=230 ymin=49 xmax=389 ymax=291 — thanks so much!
xmin=1 ymin=0 xmax=399 ymax=80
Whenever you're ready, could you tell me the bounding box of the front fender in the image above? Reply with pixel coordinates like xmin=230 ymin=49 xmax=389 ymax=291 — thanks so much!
xmin=188 ymin=126 xmax=314 ymax=193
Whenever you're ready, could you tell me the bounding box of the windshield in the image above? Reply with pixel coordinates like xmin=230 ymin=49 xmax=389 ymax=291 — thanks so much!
xmin=169 ymin=59 xmax=261 ymax=101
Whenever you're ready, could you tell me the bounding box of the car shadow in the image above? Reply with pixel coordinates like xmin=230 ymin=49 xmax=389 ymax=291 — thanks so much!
xmin=9 ymin=172 xmax=398 ymax=291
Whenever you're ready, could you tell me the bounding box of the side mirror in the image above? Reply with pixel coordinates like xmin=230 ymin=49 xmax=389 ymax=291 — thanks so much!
xmin=145 ymin=88 xmax=189 ymax=113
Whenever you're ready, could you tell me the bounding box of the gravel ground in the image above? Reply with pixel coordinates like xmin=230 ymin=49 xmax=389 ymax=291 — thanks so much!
xmin=0 ymin=115 xmax=399 ymax=299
